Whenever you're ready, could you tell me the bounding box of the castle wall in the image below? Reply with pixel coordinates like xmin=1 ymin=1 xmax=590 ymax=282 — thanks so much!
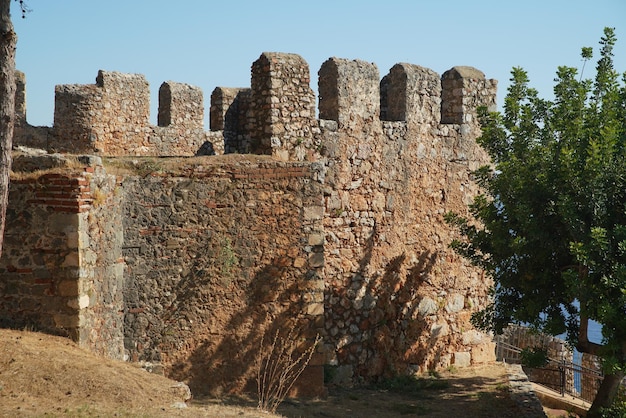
xmin=248 ymin=52 xmax=320 ymax=160
xmin=380 ymin=63 xmax=441 ymax=126
xmin=15 ymin=71 xmax=219 ymax=157
xmin=5 ymin=51 xmax=500 ymax=393
xmin=13 ymin=71 xmax=52 ymax=149
xmin=0 ymin=154 xmax=124 ymax=359
xmin=120 ymin=157 xmax=325 ymax=395
xmin=210 ymin=87 xmax=251 ymax=154
xmin=314 ymin=57 xmax=496 ymax=381
xmin=441 ymin=66 xmax=497 ymax=126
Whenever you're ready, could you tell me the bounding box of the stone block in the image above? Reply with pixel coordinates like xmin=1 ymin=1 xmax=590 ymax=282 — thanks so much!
xmin=471 ymin=342 xmax=496 ymax=364
xmin=57 ymin=280 xmax=79 ymax=297
xmin=306 ymin=302 xmax=324 ymax=316
xmin=453 ymin=351 xmax=471 ymax=368
xmin=445 ymin=293 xmax=464 ymax=313
xmin=308 ymin=252 xmax=324 ymax=268
xmin=307 ymin=233 xmax=325 ymax=246
xmin=61 ymin=252 xmax=80 ymax=268
xmin=462 ymin=330 xmax=484 ymax=346
xmin=53 ymin=313 xmax=80 ymax=328
xmin=417 ymin=296 xmax=438 ymax=316
xmin=293 ymin=257 xmax=306 ymax=268
xmin=430 ymin=321 xmax=450 ymax=339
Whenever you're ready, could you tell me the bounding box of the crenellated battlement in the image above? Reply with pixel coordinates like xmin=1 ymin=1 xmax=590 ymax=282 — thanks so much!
xmin=15 ymin=70 xmax=217 ymax=156
xmin=14 ymin=52 xmax=496 ymax=162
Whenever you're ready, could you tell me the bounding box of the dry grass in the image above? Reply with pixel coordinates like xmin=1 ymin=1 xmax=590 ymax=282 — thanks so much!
xmin=0 ymin=328 xmax=538 ymax=417
xmin=9 ymin=149 xmax=278 ymax=182
xmin=0 ymin=329 xmax=280 ymax=417
xmin=10 ymin=153 xmax=87 ymax=181
xmin=102 ymin=154 xmax=277 ymax=177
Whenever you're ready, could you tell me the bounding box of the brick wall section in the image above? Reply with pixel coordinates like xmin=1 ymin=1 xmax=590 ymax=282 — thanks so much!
xmin=121 ymin=157 xmax=325 ymax=396
xmin=28 ymin=173 xmax=93 ymax=212
xmin=0 ymin=155 xmax=124 ymax=359
xmin=0 ymin=176 xmax=80 ymax=337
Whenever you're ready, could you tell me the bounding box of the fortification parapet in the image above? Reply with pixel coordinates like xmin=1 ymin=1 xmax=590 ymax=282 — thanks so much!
xmin=16 ymin=70 xmax=218 ymax=156
xmin=441 ymin=66 xmax=497 ymax=126
xmin=318 ymin=57 xmax=380 ymax=131
xmin=15 ymin=71 xmax=26 ymax=125
xmin=210 ymin=87 xmax=246 ymax=131
xmin=248 ymin=52 xmax=318 ymax=160
xmin=53 ymin=71 xmax=149 ymax=154
xmin=158 ymin=81 xmax=203 ymax=129
xmin=210 ymin=87 xmax=251 ymax=154
xmin=13 ymin=71 xmax=50 ymax=149
xmin=380 ymin=63 xmax=441 ymax=126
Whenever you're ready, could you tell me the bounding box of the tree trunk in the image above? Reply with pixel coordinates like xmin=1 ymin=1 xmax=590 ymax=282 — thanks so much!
xmin=587 ymin=371 xmax=625 ymax=418
xmin=0 ymin=0 xmax=16 ymax=259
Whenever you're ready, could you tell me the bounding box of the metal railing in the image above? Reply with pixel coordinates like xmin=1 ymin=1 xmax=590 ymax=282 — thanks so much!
xmin=495 ymin=339 xmax=603 ymax=403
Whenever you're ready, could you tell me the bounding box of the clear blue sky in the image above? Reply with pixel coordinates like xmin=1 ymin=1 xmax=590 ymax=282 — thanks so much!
xmin=12 ymin=0 xmax=626 ymax=127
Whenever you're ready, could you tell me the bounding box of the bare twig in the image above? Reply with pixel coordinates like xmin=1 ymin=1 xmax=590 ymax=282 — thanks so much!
xmin=256 ymin=325 xmax=321 ymax=413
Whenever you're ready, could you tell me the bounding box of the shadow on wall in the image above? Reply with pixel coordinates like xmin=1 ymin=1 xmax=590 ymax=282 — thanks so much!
xmin=163 ymin=233 xmax=440 ymax=395
xmin=162 ymin=255 xmax=317 ymax=396
xmin=367 ymin=250 xmax=439 ymax=376
xmin=325 ymin=220 xmax=439 ymax=382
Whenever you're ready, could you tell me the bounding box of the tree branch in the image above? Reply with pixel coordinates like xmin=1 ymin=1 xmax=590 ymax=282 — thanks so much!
xmin=576 ymin=315 xmax=603 ymax=356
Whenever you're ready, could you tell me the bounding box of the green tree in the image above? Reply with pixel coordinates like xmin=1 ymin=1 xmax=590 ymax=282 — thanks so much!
xmin=446 ymin=27 xmax=626 ymax=417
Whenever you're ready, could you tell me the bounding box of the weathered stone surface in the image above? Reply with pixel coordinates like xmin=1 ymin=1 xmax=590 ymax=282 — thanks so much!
xmin=471 ymin=342 xmax=496 ymax=364
xmin=418 ymin=297 xmax=439 ymax=316
xmin=14 ymin=71 xmax=217 ymax=156
xmin=446 ymin=293 xmax=465 ymax=313
xmin=453 ymin=352 xmax=471 ymax=367
xmin=0 ymin=155 xmax=124 ymax=359
xmin=121 ymin=159 xmax=325 ymax=395
xmin=462 ymin=329 xmax=484 ymax=346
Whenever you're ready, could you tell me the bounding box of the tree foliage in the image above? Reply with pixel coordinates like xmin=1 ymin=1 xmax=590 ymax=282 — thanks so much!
xmin=446 ymin=27 xmax=626 ymax=415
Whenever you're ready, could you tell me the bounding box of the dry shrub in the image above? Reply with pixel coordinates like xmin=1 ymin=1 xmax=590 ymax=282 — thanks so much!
xmin=256 ymin=326 xmax=321 ymax=413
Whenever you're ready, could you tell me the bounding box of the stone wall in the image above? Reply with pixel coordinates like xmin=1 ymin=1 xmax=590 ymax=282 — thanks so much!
xmin=4 ymin=51 xmax=500 ymax=394
xmin=204 ymin=52 xmax=497 ymax=382
xmin=0 ymin=153 xmax=124 ymax=359
xmin=120 ymin=156 xmax=325 ymax=395
xmin=14 ymin=71 xmax=220 ymax=157
xmin=210 ymin=53 xmax=321 ymax=160
xmin=210 ymin=87 xmax=251 ymax=154
xmin=14 ymin=71 xmax=51 ymax=149
xmin=316 ymin=58 xmax=496 ymax=381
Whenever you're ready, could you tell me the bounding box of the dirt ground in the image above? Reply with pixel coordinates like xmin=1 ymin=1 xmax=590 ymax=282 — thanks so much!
xmin=0 ymin=329 xmax=569 ymax=417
